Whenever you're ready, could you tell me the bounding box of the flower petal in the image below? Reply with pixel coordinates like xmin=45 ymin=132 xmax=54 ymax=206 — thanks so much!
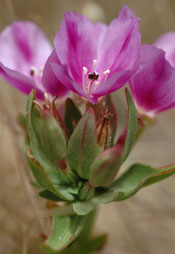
xmin=154 ymin=32 xmax=175 ymax=68
xmin=42 ymin=50 xmax=69 ymax=98
xmin=97 ymin=6 xmax=141 ymax=75
xmin=129 ymin=45 xmax=175 ymax=116
xmin=92 ymin=69 xmax=133 ymax=97
xmin=0 ymin=21 xmax=52 ymax=77
xmin=54 ymin=12 xmax=98 ymax=83
xmin=0 ymin=63 xmax=44 ymax=100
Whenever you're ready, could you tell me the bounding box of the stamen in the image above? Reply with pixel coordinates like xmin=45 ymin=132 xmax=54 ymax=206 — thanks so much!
xmin=39 ymin=66 xmax=44 ymax=76
xmin=30 ymin=66 xmax=38 ymax=77
xmin=83 ymin=66 xmax=88 ymax=74
xmin=93 ymin=59 xmax=98 ymax=68
xmin=88 ymin=73 xmax=99 ymax=96
xmin=103 ymin=69 xmax=110 ymax=75
xmin=103 ymin=69 xmax=110 ymax=82
xmin=82 ymin=67 xmax=88 ymax=92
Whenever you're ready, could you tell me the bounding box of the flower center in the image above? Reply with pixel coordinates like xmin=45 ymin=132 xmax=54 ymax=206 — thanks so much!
xmin=82 ymin=59 xmax=110 ymax=97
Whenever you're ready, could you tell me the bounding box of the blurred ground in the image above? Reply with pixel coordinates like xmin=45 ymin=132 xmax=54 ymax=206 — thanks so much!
xmin=0 ymin=0 xmax=175 ymax=253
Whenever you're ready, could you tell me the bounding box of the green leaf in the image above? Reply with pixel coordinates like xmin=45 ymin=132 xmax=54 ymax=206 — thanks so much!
xmin=18 ymin=114 xmax=27 ymax=131
xmin=67 ymin=109 xmax=100 ymax=179
xmin=61 ymin=234 xmax=107 ymax=254
xmin=26 ymin=91 xmax=73 ymax=186
xmin=39 ymin=190 xmax=64 ymax=201
xmin=27 ymin=157 xmax=75 ymax=201
xmin=42 ymin=215 xmax=87 ymax=253
xmin=64 ymin=98 xmax=82 ymax=136
xmin=89 ymin=146 xmax=122 ymax=187
xmin=73 ymin=190 xmax=118 ymax=216
xmin=121 ymin=89 xmax=138 ymax=162
xmin=110 ymin=163 xmax=175 ymax=201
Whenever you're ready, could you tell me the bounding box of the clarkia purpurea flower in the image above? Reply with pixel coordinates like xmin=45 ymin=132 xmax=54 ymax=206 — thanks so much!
xmin=43 ymin=6 xmax=141 ymax=103
xmin=0 ymin=21 xmax=68 ymax=100
xmin=129 ymin=45 xmax=175 ymax=117
xmin=154 ymin=32 xmax=175 ymax=69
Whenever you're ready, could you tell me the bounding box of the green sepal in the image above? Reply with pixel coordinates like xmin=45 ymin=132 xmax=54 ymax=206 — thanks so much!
xmin=105 ymin=95 xmax=117 ymax=147
xmin=110 ymin=163 xmax=175 ymax=201
xmin=121 ymin=89 xmax=138 ymax=163
xmin=64 ymin=98 xmax=82 ymax=136
xmin=67 ymin=108 xmax=100 ymax=179
xmin=73 ymin=190 xmax=118 ymax=216
xmin=42 ymin=215 xmax=87 ymax=253
xmin=26 ymin=90 xmax=75 ymax=186
xmin=89 ymin=146 xmax=122 ymax=187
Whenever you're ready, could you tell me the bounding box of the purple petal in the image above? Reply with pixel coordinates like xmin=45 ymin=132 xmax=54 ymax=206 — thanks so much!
xmin=129 ymin=45 xmax=175 ymax=116
xmin=0 ymin=63 xmax=44 ymax=100
xmin=42 ymin=50 xmax=69 ymax=98
xmin=54 ymin=12 xmax=98 ymax=84
xmin=0 ymin=21 xmax=52 ymax=77
xmin=92 ymin=69 xmax=133 ymax=97
xmin=154 ymin=32 xmax=175 ymax=69
xmin=97 ymin=6 xmax=141 ymax=75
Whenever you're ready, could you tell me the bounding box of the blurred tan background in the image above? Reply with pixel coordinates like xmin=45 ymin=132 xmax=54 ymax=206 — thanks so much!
xmin=0 ymin=0 xmax=175 ymax=253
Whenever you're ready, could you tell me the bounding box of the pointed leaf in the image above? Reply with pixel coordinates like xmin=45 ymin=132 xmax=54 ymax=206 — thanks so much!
xmin=110 ymin=163 xmax=175 ymax=201
xmin=67 ymin=108 xmax=100 ymax=179
xmin=121 ymin=89 xmax=138 ymax=162
xmin=42 ymin=215 xmax=87 ymax=253
xmin=64 ymin=98 xmax=82 ymax=136
xmin=26 ymin=90 xmax=72 ymax=185
xmin=39 ymin=190 xmax=64 ymax=201
xmin=27 ymin=157 xmax=75 ymax=201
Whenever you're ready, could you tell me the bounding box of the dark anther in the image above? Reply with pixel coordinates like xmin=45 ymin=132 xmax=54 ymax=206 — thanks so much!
xmin=88 ymin=72 xmax=99 ymax=81
xmin=30 ymin=69 xmax=34 ymax=76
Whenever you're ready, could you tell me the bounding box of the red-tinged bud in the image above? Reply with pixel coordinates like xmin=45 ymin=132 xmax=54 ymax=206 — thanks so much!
xmin=89 ymin=146 xmax=122 ymax=187
xmin=96 ymin=107 xmax=112 ymax=149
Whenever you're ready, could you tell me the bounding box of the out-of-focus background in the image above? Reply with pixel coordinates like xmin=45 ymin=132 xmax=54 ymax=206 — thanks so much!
xmin=0 ymin=0 xmax=175 ymax=253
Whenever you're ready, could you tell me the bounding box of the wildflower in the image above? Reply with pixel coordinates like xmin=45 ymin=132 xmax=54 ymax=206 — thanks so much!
xmin=129 ymin=45 xmax=175 ymax=117
xmin=0 ymin=21 xmax=68 ymax=100
xmin=44 ymin=6 xmax=141 ymax=103
xmin=154 ymin=32 xmax=175 ymax=69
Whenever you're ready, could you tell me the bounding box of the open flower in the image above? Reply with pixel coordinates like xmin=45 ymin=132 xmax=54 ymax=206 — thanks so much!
xmin=129 ymin=45 xmax=175 ymax=117
xmin=43 ymin=6 xmax=141 ymax=103
xmin=154 ymin=32 xmax=175 ymax=69
xmin=0 ymin=21 xmax=68 ymax=100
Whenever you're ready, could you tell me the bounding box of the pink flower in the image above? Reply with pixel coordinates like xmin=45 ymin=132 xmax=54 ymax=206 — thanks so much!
xmin=154 ymin=32 xmax=175 ymax=69
xmin=129 ymin=45 xmax=175 ymax=117
xmin=0 ymin=21 xmax=68 ymax=100
xmin=43 ymin=6 xmax=141 ymax=103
